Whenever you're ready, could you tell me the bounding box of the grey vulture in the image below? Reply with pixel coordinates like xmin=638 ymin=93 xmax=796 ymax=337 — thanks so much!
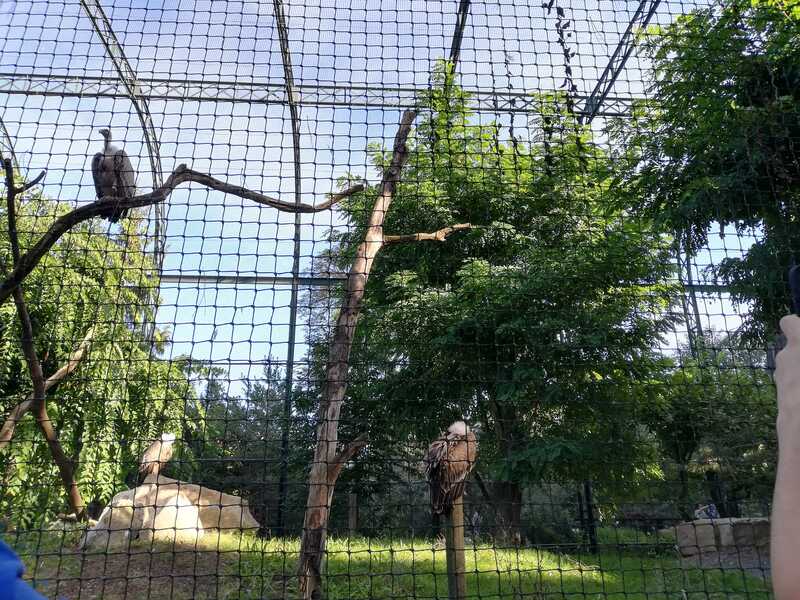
xmin=138 ymin=432 xmax=177 ymax=484
xmin=424 ymin=421 xmax=478 ymax=515
xmin=91 ymin=128 xmax=136 ymax=222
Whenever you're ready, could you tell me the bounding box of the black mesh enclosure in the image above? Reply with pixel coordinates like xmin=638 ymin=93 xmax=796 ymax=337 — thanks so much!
xmin=0 ymin=0 xmax=792 ymax=598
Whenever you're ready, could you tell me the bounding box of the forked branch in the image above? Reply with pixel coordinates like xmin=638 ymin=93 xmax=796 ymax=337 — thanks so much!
xmin=327 ymin=434 xmax=369 ymax=483
xmin=0 ymin=326 xmax=96 ymax=450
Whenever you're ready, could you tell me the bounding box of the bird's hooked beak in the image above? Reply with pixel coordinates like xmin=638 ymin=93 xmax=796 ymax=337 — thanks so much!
xmin=98 ymin=128 xmax=110 ymax=141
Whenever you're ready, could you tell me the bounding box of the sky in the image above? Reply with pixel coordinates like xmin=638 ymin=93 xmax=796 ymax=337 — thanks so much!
xmin=0 ymin=0 xmax=749 ymax=395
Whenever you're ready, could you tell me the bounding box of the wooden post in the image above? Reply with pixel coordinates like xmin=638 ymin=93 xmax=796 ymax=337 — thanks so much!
xmin=348 ymin=492 xmax=358 ymax=538
xmin=577 ymin=487 xmax=587 ymax=550
xmin=444 ymin=494 xmax=467 ymax=600
xmin=583 ymin=480 xmax=598 ymax=554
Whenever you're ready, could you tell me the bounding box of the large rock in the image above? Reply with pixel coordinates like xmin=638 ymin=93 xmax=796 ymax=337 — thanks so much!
xmin=731 ymin=518 xmax=770 ymax=548
xmin=676 ymin=519 xmax=717 ymax=556
xmin=676 ymin=517 xmax=771 ymax=556
xmin=80 ymin=475 xmax=260 ymax=550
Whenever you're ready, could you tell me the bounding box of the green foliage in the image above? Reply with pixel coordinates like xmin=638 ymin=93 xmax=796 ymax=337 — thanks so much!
xmin=644 ymin=336 xmax=777 ymax=513
xmin=184 ymin=361 xmax=314 ymax=532
xmin=314 ymin=70 xmax=678 ymax=508
xmin=0 ymin=187 xmax=198 ymax=527
xmin=610 ymin=0 xmax=800 ymax=340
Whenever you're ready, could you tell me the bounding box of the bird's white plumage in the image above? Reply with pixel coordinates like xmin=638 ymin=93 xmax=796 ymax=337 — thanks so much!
xmin=138 ymin=432 xmax=177 ymax=484
xmin=447 ymin=420 xmax=469 ymax=436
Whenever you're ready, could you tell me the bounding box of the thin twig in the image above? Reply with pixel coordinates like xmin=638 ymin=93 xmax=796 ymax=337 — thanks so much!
xmin=383 ymin=223 xmax=473 ymax=244
xmin=19 ymin=170 xmax=47 ymax=193
xmin=0 ymin=165 xmax=364 ymax=305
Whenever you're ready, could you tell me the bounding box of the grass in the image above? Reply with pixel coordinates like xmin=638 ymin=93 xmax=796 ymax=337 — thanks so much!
xmin=5 ymin=527 xmax=771 ymax=599
xmin=594 ymin=525 xmax=677 ymax=550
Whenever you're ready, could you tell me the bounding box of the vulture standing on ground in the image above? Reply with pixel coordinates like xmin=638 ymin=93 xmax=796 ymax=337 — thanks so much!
xmin=91 ymin=127 xmax=136 ymax=222
xmin=138 ymin=432 xmax=177 ymax=484
xmin=424 ymin=421 xmax=478 ymax=515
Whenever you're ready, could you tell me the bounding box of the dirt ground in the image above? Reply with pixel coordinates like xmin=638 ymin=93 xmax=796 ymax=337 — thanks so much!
xmin=24 ymin=546 xmax=278 ymax=600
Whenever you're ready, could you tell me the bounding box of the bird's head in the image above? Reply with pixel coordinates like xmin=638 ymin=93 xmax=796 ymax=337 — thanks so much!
xmin=447 ymin=420 xmax=470 ymax=437
xmin=98 ymin=128 xmax=111 ymax=141
xmin=160 ymin=432 xmax=177 ymax=444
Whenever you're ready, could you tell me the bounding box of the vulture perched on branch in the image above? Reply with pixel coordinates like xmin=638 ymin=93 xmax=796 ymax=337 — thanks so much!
xmin=91 ymin=127 xmax=136 ymax=222
xmin=138 ymin=432 xmax=177 ymax=484
xmin=425 ymin=421 xmax=478 ymax=515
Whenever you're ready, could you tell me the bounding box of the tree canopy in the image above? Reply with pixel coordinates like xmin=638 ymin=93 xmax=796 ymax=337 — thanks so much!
xmin=309 ymin=69 xmax=679 ymax=532
xmin=610 ymin=0 xmax=800 ymax=340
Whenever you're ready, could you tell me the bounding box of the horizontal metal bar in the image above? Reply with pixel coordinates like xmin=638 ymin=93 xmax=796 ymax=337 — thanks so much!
xmin=160 ymin=273 xmax=728 ymax=292
xmin=0 ymin=71 xmax=641 ymax=116
xmin=159 ymin=273 xmax=346 ymax=287
xmin=683 ymin=283 xmax=730 ymax=294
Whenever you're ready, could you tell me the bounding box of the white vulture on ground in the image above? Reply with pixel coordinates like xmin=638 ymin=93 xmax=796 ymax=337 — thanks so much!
xmin=91 ymin=127 xmax=136 ymax=222
xmin=138 ymin=432 xmax=177 ymax=484
xmin=424 ymin=421 xmax=478 ymax=515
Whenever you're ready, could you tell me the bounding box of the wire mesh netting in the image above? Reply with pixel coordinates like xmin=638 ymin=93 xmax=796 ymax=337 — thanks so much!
xmin=0 ymin=0 xmax=794 ymax=597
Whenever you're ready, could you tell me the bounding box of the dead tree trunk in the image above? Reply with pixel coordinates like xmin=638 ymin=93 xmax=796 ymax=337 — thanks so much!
xmin=296 ymin=111 xmax=472 ymax=598
xmin=296 ymin=110 xmax=416 ymax=599
xmin=3 ymin=157 xmax=87 ymax=520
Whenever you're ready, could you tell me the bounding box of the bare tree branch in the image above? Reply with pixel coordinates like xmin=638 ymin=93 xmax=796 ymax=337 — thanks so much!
xmin=383 ymin=223 xmax=473 ymax=244
xmin=298 ymin=109 xmax=418 ymax=599
xmin=0 ymin=326 xmax=96 ymax=450
xmin=0 ymin=402 xmax=31 ymax=450
xmin=19 ymin=169 xmax=47 ymax=193
xmin=327 ymin=434 xmax=369 ymax=482
xmin=0 ymin=165 xmax=364 ymax=305
xmin=325 ymin=435 xmax=369 ymax=508
xmin=2 ymin=156 xmax=86 ymax=519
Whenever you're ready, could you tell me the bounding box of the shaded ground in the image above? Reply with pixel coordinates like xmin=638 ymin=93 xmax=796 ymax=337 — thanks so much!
xmin=26 ymin=546 xmax=249 ymax=600
xmin=6 ymin=529 xmax=773 ymax=599
xmin=682 ymin=547 xmax=771 ymax=581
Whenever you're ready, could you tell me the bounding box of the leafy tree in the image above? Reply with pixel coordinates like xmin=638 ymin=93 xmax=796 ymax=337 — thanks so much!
xmin=310 ymin=70 xmax=678 ymax=536
xmin=644 ymin=336 xmax=776 ymax=518
xmin=0 ymin=189 xmax=198 ymax=527
xmin=609 ymin=0 xmax=800 ymax=340
xmin=184 ymin=361 xmax=314 ymax=534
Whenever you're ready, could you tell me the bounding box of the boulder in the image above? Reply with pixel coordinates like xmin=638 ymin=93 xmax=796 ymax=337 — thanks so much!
xmin=676 ymin=519 xmax=717 ymax=556
xmin=675 ymin=517 xmax=771 ymax=556
xmin=731 ymin=518 xmax=770 ymax=548
xmin=80 ymin=476 xmax=260 ymax=551
xmin=715 ymin=518 xmax=736 ymax=547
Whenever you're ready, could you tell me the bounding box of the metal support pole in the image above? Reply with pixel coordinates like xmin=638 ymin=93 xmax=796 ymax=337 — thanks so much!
xmin=449 ymin=0 xmax=472 ymax=67
xmin=580 ymin=0 xmax=662 ymax=123
xmin=272 ymin=0 xmax=302 ymax=536
xmin=0 ymin=71 xmax=643 ymax=117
